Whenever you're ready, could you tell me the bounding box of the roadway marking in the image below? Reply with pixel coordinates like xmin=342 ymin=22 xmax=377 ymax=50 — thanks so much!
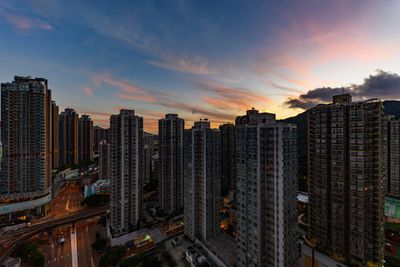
xmin=70 ymin=226 xmax=78 ymax=267
xmin=66 ymin=194 xmax=71 ymax=211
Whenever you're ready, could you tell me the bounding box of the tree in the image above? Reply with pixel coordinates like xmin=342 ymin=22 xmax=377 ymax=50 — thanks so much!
xmin=92 ymin=238 xmax=108 ymax=252
xmin=81 ymin=194 xmax=110 ymax=207
xmin=119 ymin=254 xmax=162 ymax=267
xmin=141 ymin=255 xmax=162 ymax=267
xmin=162 ymin=251 xmax=176 ymax=267
xmin=18 ymin=242 xmax=45 ymax=267
xmin=99 ymin=246 xmax=126 ymax=267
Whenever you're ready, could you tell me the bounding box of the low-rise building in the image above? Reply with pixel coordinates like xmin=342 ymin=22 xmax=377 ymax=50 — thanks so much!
xmin=84 ymin=179 xmax=110 ymax=198
xmin=299 ymin=242 xmax=348 ymax=267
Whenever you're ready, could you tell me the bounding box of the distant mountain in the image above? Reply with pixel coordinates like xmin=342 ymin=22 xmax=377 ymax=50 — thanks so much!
xmin=280 ymin=100 xmax=400 ymax=182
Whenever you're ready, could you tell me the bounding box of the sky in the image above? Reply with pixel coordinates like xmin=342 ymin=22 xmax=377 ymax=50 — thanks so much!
xmin=0 ymin=0 xmax=400 ymax=133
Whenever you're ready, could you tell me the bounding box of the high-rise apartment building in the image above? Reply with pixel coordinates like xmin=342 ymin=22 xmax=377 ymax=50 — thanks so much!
xmin=51 ymin=101 xmax=59 ymax=170
xmin=219 ymin=123 xmax=235 ymax=196
xmin=0 ymin=76 xmax=52 ymax=203
xmin=308 ymin=94 xmax=384 ymax=266
xmin=386 ymin=116 xmax=400 ymax=197
xmin=78 ymin=114 xmax=94 ymax=162
xmin=144 ymin=144 xmax=152 ymax=185
xmin=110 ymin=109 xmax=143 ymax=236
xmin=235 ymin=109 xmax=298 ymax=267
xmin=59 ymin=108 xmax=78 ymax=166
xmin=158 ymin=114 xmax=184 ymax=214
xmin=94 ymin=126 xmax=109 ymax=154
xmin=143 ymin=133 xmax=158 ymax=184
xmin=99 ymin=140 xmax=111 ymax=179
xmin=184 ymin=119 xmax=221 ymax=242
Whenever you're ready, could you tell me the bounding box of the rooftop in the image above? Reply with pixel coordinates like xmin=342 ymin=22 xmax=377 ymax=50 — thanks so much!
xmin=205 ymin=233 xmax=236 ymax=267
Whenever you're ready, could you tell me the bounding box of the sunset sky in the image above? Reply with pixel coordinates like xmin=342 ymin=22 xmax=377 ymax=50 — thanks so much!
xmin=1 ymin=0 xmax=400 ymax=132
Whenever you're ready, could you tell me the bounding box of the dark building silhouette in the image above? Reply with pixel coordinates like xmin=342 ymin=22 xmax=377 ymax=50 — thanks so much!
xmin=158 ymin=114 xmax=184 ymax=214
xmin=143 ymin=133 xmax=157 ymax=184
xmin=51 ymin=101 xmax=59 ymax=170
xmin=385 ymin=115 xmax=400 ymax=197
xmin=59 ymin=108 xmax=79 ymax=166
xmin=184 ymin=119 xmax=221 ymax=242
xmin=0 ymin=76 xmax=53 ymax=213
xmin=308 ymin=94 xmax=384 ymax=266
xmin=219 ymin=123 xmax=235 ymax=196
xmin=78 ymin=114 xmax=94 ymax=162
xmin=94 ymin=126 xmax=109 ymax=154
xmin=110 ymin=109 xmax=143 ymax=236
xmin=235 ymin=109 xmax=298 ymax=267
xmin=99 ymin=140 xmax=111 ymax=179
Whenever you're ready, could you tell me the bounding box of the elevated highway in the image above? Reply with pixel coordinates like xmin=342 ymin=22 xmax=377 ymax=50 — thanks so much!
xmin=0 ymin=206 xmax=108 ymax=264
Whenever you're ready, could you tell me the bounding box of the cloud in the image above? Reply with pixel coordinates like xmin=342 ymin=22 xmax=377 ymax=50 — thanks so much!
xmin=115 ymin=93 xmax=156 ymax=102
xmin=91 ymin=72 xmax=157 ymax=102
xmin=3 ymin=13 xmax=52 ymax=31
xmin=81 ymin=87 xmax=94 ymax=96
xmin=148 ymin=53 xmax=213 ymax=75
xmin=160 ymin=100 xmax=235 ymax=121
xmin=198 ymin=82 xmax=271 ymax=111
xmin=77 ymin=6 xmax=218 ymax=76
xmin=285 ymin=70 xmax=400 ymax=109
xmin=266 ymin=81 xmax=303 ymax=94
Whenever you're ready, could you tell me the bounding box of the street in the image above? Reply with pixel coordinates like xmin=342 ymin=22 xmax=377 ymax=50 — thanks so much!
xmin=51 ymin=184 xmax=83 ymax=218
xmin=36 ymin=218 xmax=101 ymax=267
xmin=24 ymin=183 xmax=102 ymax=267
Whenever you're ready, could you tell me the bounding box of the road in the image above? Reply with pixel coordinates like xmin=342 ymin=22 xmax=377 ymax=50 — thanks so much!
xmin=36 ymin=218 xmax=101 ymax=267
xmin=0 ymin=183 xmax=107 ymax=266
xmin=76 ymin=221 xmax=100 ymax=267
xmin=49 ymin=224 xmax=73 ymax=267
xmin=51 ymin=184 xmax=83 ymax=218
xmin=0 ymin=206 xmax=108 ymax=264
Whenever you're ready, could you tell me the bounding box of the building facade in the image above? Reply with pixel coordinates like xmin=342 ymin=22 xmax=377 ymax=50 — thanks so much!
xmin=235 ymin=109 xmax=298 ymax=267
xmin=59 ymin=108 xmax=78 ymax=166
xmin=184 ymin=119 xmax=221 ymax=243
xmin=78 ymin=114 xmax=94 ymax=162
xmin=219 ymin=123 xmax=235 ymax=196
xmin=99 ymin=140 xmax=111 ymax=179
xmin=143 ymin=132 xmax=158 ymax=184
xmin=158 ymin=114 xmax=184 ymax=214
xmin=94 ymin=126 xmax=109 ymax=154
xmin=386 ymin=116 xmax=400 ymax=197
xmin=308 ymin=94 xmax=384 ymax=266
xmin=0 ymin=76 xmax=53 ymax=219
xmin=51 ymin=101 xmax=59 ymax=170
xmin=110 ymin=109 xmax=143 ymax=236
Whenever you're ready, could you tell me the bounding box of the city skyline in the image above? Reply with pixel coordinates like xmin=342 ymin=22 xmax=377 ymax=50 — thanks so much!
xmin=1 ymin=1 xmax=400 ymax=266
xmin=1 ymin=1 xmax=400 ymax=132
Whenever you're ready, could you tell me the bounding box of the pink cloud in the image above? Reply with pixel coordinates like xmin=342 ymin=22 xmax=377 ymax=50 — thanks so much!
xmin=254 ymin=2 xmax=400 ymax=93
xmin=115 ymin=93 xmax=156 ymax=102
xmin=160 ymin=100 xmax=235 ymax=121
xmin=199 ymin=82 xmax=271 ymax=112
xmin=81 ymin=87 xmax=94 ymax=96
xmin=4 ymin=14 xmax=53 ymax=31
xmin=91 ymin=73 xmax=157 ymax=102
xmin=148 ymin=53 xmax=213 ymax=75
